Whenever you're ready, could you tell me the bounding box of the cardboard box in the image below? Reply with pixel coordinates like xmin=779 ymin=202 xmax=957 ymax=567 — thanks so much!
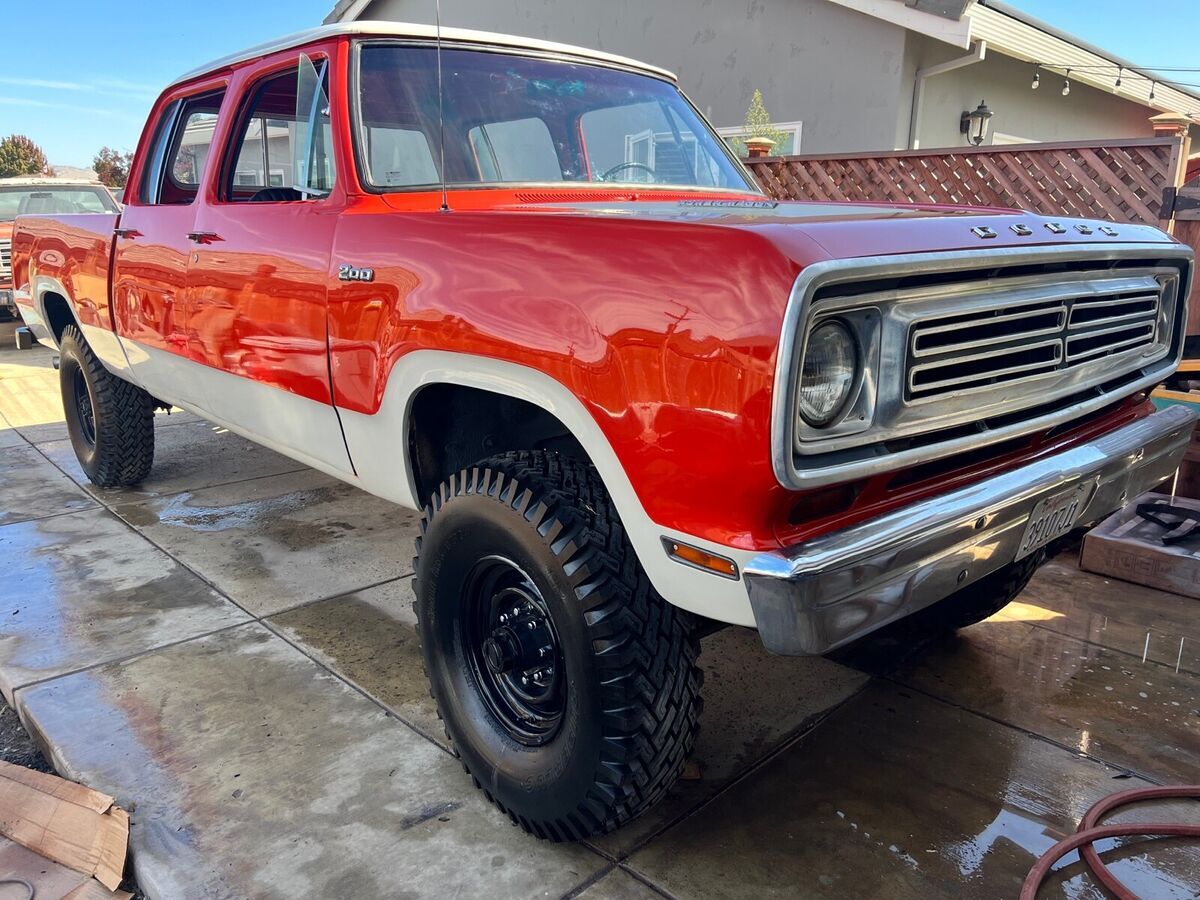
xmin=1080 ymin=491 xmax=1200 ymax=598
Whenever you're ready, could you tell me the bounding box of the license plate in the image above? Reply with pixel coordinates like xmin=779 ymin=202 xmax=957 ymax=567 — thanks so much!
xmin=1015 ymin=483 xmax=1091 ymax=560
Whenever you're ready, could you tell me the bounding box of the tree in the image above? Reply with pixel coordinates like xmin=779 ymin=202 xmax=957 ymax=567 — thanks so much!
xmin=740 ymin=90 xmax=788 ymax=153
xmin=0 ymin=134 xmax=50 ymax=178
xmin=93 ymin=146 xmax=135 ymax=188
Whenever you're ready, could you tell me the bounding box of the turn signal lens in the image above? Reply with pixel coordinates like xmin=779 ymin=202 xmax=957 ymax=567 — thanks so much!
xmin=798 ymin=319 xmax=858 ymax=427
xmin=662 ymin=539 xmax=739 ymax=579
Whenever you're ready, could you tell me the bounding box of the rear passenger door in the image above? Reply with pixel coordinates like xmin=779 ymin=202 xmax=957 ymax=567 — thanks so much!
xmin=112 ymin=84 xmax=227 ymax=408
xmin=182 ymin=49 xmax=352 ymax=474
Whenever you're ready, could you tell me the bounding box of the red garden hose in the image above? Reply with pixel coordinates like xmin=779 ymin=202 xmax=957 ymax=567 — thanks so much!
xmin=1021 ymin=785 xmax=1200 ymax=899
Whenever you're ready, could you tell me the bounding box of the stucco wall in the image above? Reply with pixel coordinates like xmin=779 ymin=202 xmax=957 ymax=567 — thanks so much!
xmin=904 ymin=34 xmax=1155 ymax=149
xmin=348 ymin=0 xmax=1162 ymax=154
xmin=355 ymin=0 xmax=913 ymax=154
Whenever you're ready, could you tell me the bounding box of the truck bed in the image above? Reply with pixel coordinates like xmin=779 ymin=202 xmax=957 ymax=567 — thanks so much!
xmin=11 ymin=212 xmax=120 ymax=336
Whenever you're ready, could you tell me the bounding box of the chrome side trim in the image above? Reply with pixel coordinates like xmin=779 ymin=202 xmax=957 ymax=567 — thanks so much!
xmin=747 ymin=404 xmax=1197 ymax=654
xmin=770 ymin=242 xmax=1193 ymax=489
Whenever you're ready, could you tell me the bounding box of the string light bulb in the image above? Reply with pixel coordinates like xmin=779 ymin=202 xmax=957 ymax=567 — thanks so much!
xmin=1062 ymin=69 xmax=1071 ymax=96
xmin=1115 ymin=66 xmax=1123 ymax=88
xmin=1150 ymin=81 xmax=1157 ymax=100
xmin=1031 ymin=65 xmax=1040 ymax=89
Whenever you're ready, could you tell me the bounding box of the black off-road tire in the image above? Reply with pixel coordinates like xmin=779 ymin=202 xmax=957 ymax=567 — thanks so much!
xmin=58 ymin=324 xmax=154 ymax=487
xmin=917 ymin=550 xmax=1045 ymax=632
xmin=414 ymin=450 xmax=703 ymax=841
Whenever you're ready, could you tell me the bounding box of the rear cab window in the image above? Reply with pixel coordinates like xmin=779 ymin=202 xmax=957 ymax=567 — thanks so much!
xmin=138 ymin=89 xmax=227 ymax=205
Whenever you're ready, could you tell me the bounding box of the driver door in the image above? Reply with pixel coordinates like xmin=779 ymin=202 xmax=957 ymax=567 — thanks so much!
xmin=182 ymin=50 xmax=352 ymax=474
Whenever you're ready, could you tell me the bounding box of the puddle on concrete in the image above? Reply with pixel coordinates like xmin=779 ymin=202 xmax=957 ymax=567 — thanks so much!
xmin=0 ymin=508 xmax=248 ymax=698
xmin=627 ymin=681 xmax=1200 ymax=899
xmin=893 ymin=618 xmax=1200 ymax=785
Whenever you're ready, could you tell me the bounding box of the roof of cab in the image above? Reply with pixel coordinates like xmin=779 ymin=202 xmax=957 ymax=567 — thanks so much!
xmin=169 ymin=20 xmax=676 ymax=88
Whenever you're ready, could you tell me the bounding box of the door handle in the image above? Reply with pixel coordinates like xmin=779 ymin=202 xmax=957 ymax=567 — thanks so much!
xmin=114 ymin=227 xmax=141 ymax=239
xmin=186 ymin=231 xmax=223 ymax=245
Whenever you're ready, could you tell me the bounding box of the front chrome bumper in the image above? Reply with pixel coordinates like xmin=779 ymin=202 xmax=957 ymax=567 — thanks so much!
xmin=744 ymin=404 xmax=1197 ymax=655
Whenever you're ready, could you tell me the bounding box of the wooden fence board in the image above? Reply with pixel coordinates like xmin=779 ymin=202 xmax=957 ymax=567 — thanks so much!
xmin=746 ymin=138 xmax=1177 ymax=225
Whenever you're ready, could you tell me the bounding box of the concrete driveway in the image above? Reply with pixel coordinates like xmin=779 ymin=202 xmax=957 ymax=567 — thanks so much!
xmin=0 ymin=324 xmax=1197 ymax=898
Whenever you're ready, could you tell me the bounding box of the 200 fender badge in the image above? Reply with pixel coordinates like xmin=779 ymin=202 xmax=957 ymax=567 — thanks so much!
xmin=338 ymin=264 xmax=375 ymax=282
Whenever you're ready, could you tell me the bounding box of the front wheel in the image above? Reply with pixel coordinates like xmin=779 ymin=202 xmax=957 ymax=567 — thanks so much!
xmin=58 ymin=324 xmax=154 ymax=487
xmin=414 ymin=451 xmax=703 ymax=841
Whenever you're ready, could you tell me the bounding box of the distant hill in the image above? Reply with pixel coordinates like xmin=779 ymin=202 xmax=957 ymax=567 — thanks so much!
xmin=49 ymin=165 xmax=101 ymax=181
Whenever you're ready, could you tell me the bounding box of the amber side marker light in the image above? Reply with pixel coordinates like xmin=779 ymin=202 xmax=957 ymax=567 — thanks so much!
xmin=661 ymin=538 xmax=740 ymax=579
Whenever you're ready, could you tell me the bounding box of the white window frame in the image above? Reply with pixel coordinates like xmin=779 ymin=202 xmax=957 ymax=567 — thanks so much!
xmin=716 ymin=120 xmax=803 ymax=156
xmin=991 ymin=131 xmax=1036 ymax=146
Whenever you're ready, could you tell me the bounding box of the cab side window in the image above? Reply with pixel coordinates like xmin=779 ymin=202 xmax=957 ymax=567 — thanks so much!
xmin=142 ymin=90 xmax=226 ymax=205
xmin=225 ymin=55 xmax=335 ymax=202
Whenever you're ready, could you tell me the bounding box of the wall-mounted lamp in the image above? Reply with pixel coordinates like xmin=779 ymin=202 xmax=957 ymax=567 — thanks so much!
xmin=960 ymin=100 xmax=993 ymax=146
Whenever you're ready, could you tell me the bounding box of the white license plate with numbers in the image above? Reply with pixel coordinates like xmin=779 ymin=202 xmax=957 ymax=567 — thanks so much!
xmin=1015 ymin=483 xmax=1092 ymax=561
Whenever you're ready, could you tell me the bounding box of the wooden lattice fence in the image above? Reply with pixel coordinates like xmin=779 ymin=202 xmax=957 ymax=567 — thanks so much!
xmin=744 ymin=137 xmax=1178 ymax=226
xmin=746 ymin=135 xmax=1200 ymax=333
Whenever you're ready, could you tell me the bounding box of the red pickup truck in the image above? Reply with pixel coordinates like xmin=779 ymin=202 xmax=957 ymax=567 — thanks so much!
xmin=10 ymin=22 xmax=1195 ymax=841
xmin=0 ymin=178 xmax=121 ymax=319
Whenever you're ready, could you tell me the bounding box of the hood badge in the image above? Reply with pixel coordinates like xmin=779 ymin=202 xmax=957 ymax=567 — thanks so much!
xmin=973 ymin=221 xmax=1116 ymax=240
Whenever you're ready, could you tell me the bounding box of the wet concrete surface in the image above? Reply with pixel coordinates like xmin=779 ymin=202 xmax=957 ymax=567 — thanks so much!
xmin=0 ymin=332 xmax=1198 ymax=897
xmin=627 ymin=681 xmax=1200 ymax=899
xmin=0 ymin=507 xmax=250 ymax=702
xmin=111 ymin=469 xmax=420 ymax=616
xmin=0 ymin=445 xmax=97 ymax=525
xmin=39 ymin=419 xmax=307 ymax=501
xmin=18 ymin=624 xmax=606 ymax=900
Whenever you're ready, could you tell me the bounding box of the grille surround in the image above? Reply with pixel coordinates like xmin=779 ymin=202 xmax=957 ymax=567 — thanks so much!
xmin=770 ymin=243 xmax=1193 ymax=490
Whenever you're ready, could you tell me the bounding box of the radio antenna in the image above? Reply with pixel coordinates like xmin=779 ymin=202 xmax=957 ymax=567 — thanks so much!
xmin=435 ymin=0 xmax=449 ymax=211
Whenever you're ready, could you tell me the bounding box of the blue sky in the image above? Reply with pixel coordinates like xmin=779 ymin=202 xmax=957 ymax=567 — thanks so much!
xmin=1 ymin=1 xmax=1198 ymax=168
xmin=0 ymin=0 xmax=331 ymax=167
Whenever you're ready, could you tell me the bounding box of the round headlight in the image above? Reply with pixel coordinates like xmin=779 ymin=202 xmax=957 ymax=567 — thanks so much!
xmin=798 ymin=319 xmax=858 ymax=427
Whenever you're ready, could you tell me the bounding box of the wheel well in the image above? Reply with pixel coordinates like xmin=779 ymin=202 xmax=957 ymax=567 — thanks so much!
xmin=42 ymin=292 xmax=76 ymax=344
xmin=408 ymin=383 xmax=589 ymax=503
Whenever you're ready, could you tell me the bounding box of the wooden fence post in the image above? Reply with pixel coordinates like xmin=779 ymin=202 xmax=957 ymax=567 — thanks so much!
xmin=1150 ymin=112 xmax=1194 ymax=233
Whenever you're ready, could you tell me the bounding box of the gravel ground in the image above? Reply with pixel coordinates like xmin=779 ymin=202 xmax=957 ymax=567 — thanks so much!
xmin=0 ymin=699 xmax=51 ymax=772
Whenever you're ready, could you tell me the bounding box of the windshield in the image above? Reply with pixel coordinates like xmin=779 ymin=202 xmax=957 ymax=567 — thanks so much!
xmin=355 ymin=45 xmax=756 ymax=192
xmin=0 ymin=185 xmax=120 ymax=222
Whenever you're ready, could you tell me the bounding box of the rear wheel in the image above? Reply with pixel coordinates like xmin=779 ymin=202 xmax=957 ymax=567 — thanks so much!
xmin=58 ymin=325 xmax=154 ymax=487
xmin=414 ymin=451 xmax=703 ymax=841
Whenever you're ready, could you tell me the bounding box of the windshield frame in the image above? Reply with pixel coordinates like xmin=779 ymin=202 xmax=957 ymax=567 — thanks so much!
xmin=348 ymin=38 xmax=760 ymax=196
xmin=0 ymin=184 xmax=121 ymax=222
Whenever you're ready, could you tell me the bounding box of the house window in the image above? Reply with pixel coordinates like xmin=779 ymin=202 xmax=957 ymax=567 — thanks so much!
xmin=716 ymin=121 xmax=803 ymax=157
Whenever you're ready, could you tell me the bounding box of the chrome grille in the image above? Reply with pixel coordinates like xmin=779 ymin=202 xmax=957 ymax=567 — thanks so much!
xmin=0 ymin=239 xmax=10 ymax=280
xmin=906 ymin=276 xmax=1163 ymax=401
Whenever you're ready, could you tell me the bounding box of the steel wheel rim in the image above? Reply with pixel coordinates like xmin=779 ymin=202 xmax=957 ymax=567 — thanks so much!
xmin=72 ymin=367 xmax=96 ymax=448
xmin=462 ymin=555 xmax=565 ymax=746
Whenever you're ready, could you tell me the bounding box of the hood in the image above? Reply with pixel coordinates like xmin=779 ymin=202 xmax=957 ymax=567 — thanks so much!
xmin=495 ymin=196 xmax=1176 ymax=267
